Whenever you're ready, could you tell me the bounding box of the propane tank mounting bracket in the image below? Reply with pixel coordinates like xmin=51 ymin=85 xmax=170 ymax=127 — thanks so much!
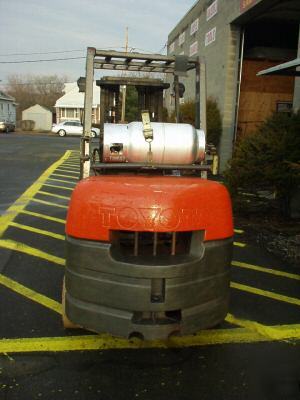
xmin=141 ymin=110 xmax=153 ymax=142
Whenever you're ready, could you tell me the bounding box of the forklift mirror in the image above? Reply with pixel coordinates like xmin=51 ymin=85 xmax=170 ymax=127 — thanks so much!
xmin=77 ymin=77 xmax=86 ymax=93
xmin=174 ymin=55 xmax=189 ymax=77
xmin=173 ymin=82 xmax=185 ymax=98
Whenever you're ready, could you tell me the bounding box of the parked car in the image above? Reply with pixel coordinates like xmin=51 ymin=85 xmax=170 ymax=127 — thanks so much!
xmin=51 ymin=121 xmax=100 ymax=137
xmin=0 ymin=121 xmax=15 ymax=133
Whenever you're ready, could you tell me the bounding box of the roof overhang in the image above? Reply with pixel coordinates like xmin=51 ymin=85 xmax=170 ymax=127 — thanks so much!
xmin=231 ymin=0 xmax=300 ymax=25
xmin=257 ymin=57 xmax=300 ymax=76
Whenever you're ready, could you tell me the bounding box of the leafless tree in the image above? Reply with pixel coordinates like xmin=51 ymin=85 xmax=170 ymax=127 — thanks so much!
xmin=5 ymin=74 xmax=68 ymax=120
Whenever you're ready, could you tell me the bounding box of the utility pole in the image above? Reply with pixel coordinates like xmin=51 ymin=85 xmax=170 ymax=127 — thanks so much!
xmin=121 ymin=27 xmax=128 ymax=123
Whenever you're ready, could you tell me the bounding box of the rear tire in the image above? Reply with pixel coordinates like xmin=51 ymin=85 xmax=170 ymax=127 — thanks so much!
xmin=62 ymin=277 xmax=79 ymax=329
xmin=58 ymin=129 xmax=66 ymax=137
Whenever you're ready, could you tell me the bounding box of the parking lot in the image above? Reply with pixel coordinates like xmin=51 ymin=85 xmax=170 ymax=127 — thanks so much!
xmin=0 ymin=134 xmax=300 ymax=399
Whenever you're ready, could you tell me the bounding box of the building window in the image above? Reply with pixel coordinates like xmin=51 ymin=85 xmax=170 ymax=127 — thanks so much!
xmin=276 ymin=101 xmax=293 ymax=113
xmin=205 ymin=27 xmax=216 ymax=46
xmin=92 ymin=108 xmax=97 ymax=123
xmin=190 ymin=18 xmax=199 ymax=35
xmin=190 ymin=41 xmax=198 ymax=56
xmin=178 ymin=32 xmax=185 ymax=46
xmin=206 ymin=0 xmax=218 ymax=21
xmin=169 ymin=41 xmax=175 ymax=53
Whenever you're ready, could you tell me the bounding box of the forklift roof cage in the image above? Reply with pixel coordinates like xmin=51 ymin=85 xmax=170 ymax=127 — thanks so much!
xmin=80 ymin=48 xmax=207 ymax=179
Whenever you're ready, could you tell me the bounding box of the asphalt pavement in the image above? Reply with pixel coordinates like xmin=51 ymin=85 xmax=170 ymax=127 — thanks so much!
xmin=0 ymin=133 xmax=300 ymax=400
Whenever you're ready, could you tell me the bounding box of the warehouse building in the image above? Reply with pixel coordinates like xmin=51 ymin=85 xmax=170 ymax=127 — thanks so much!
xmin=166 ymin=0 xmax=300 ymax=170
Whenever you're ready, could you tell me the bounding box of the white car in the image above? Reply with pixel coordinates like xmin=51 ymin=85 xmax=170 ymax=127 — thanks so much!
xmin=51 ymin=121 xmax=100 ymax=137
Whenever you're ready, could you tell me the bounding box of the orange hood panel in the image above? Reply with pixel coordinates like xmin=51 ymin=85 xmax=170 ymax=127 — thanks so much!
xmin=66 ymin=175 xmax=233 ymax=242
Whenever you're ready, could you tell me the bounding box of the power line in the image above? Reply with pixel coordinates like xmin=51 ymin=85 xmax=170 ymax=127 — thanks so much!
xmin=0 ymin=46 xmax=169 ymax=66
xmin=0 ymin=49 xmax=84 ymax=57
xmin=156 ymin=43 xmax=167 ymax=54
xmin=0 ymin=56 xmax=85 ymax=64
xmin=0 ymin=81 xmax=73 ymax=86
xmin=0 ymin=46 xmax=127 ymax=57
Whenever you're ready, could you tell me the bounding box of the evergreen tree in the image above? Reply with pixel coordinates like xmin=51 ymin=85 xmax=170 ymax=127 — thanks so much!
xmin=225 ymin=112 xmax=300 ymax=217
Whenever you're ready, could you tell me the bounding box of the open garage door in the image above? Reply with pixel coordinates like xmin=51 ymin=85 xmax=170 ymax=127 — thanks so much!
xmin=232 ymin=0 xmax=300 ymax=139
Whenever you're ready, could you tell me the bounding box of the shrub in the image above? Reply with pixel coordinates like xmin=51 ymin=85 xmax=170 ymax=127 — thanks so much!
xmin=224 ymin=112 xmax=300 ymax=217
xmin=125 ymin=86 xmax=139 ymax=122
xmin=206 ymin=98 xmax=222 ymax=147
xmin=170 ymin=98 xmax=222 ymax=146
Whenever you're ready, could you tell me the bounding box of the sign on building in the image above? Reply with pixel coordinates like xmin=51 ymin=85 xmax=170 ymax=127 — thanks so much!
xmin=205 ymin=27 xmax=216 ymax=46
xmin=240 ymin=0 xmax=257 ymax=12
xmin=190 ymin=18 xmax=199 ymax=35
xmin=189 ymin=41 xmax=198 ymax=56
xmin=206 ymin=0 xmax=218 ymax=21
xmin=178 ymin=32 xmax=185 ymax=46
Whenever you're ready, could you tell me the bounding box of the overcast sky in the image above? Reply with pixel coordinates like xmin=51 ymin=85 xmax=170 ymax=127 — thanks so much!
xmin=0 ymin=0 xmax=195 ymax=86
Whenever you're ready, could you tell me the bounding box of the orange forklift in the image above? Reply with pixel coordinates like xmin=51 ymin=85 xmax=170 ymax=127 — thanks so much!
xmin=63 ymin=48 xmax=233 ymax=340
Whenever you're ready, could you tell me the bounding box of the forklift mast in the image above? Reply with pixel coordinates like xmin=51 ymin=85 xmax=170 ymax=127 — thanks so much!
xmin=79 ymin=48 xmax=207 ymax=179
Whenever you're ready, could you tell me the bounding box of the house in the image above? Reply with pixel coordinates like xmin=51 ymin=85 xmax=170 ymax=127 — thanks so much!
xmin=22 ymin=104 xmax=53 ymax=131
xmin=55 ymin=82 xmax=100 ymax=124
xmin=0 ymin=91 xmax=17 ymax=124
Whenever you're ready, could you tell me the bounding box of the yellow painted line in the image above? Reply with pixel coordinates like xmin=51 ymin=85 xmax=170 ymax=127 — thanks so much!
xmin=51 ymin=173 xmax=78 ymax=180
xmin=47 ymin=178 xmax=76 ymax=185
xmin=1 ymin=322 xmax=300 ymax=354
xmin=19 ymin=210 xmax=66 ymax=224
xmin=0 ymin=239 xmax=65 ymax=266
xmin=61 ymin=166 xmax=79 ymax=170
xmin=43 ymin=183 xmax=74 ymax=191
xmin=37 ymin=191 xmax=70 ymax=200
xmin=0 ymin=274 xmax=62 ymax=315
xmin=0 ymin=150 xmax=71 ymax=237
xmin=9 ymin=222 xmax=65 ymax=241
xmin=234 ymin=241 xmax=246 ymax=248
xmin=234 ymin=229 xmax=244 ymax=234
xmin=55 ymin=168 xmax=79 ymax=174
xmin=62 ymin=162 xmax=79 ymax=167
xmin=30 ymin=198 xmax=68 ymax=209
xmin=225 ymin=313 xmax=300 ymax=341
xmin=232 ymin=260 xmax=300 ymax=281
xmin=231 ymin=281 xmax=300 ymax=307
xmin=57 ymin=166 xmax=79 ymax=171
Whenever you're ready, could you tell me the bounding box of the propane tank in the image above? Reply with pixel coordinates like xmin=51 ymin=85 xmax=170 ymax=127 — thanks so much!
xmin=103 ymin=122 xmax=205 ymax=164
